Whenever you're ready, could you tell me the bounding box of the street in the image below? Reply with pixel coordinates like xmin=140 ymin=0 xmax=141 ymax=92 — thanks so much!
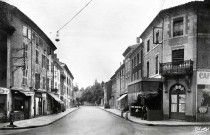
xmin=0 ymin=107 xmax=208 ymax=135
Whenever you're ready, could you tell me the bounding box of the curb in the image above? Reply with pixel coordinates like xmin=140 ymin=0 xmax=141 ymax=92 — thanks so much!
xmin=98 ymin=107 xmax=151 ymax=126
xmin=99 ymin=107 xmax=210 ymax=127
xmin=0 ymin=108 xmax=80 ymax=130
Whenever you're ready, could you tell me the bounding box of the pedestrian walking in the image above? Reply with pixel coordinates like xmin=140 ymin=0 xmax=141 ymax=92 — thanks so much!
xmin=142 ymin=105 xmax=147 ymax=120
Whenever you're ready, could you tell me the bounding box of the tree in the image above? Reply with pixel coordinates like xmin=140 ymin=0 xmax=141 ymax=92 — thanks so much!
xmin=80 ymin=80 xmax=104 ymax=105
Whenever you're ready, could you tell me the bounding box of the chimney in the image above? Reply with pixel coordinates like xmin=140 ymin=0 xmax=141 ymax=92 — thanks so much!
xmin=54 ymin=54 xmax=57 ymax=59
xmin=136 ymin=37 xmax=140 ymax=43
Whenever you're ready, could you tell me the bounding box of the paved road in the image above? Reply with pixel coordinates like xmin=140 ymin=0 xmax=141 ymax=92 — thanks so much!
xmin=0 ymin=107 xmax=209 ymax=135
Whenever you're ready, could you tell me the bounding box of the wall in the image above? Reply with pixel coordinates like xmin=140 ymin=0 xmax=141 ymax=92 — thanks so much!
xmin=161 ymin=8 xmax=198 ymax=121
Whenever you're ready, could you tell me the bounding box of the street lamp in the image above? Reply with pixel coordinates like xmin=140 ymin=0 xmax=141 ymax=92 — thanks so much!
xmin=55 ymin=31 xmax=60 ymax=42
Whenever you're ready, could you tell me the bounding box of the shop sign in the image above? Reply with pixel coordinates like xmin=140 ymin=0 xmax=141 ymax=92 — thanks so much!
xmin=197 ymin=71 xmax=210 ymax=85
xmin=0 ymin=87 xmax=9 ymax=94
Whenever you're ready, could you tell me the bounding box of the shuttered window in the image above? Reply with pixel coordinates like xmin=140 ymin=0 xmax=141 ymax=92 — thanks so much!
xmin=172 ymin=49 xmax=184 ymax=63
xmin=173 ymin=18 xmax=183 ymax=37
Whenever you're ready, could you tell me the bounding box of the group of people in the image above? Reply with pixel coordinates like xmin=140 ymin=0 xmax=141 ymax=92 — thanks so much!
xmin=135 ymin=105 xmax=147 ymax=120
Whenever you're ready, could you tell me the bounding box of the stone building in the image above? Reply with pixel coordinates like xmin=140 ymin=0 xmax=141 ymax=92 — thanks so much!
xmin=115 ymin=63 xmax=127 ymax=110
xmin=122 ymin=44 xmax=142 ymax=105
xmin=125 ymin=44 xmax=143 ymax=105
xmin=59 ymin=62 xmax=74 ymax=109
xmin=110 ymin=74 xmax=116 ymax=108
xmin=0 ymin=1 xmax=58 ymax=122
xmin=139 ymin=0 xmax=210 ymax=121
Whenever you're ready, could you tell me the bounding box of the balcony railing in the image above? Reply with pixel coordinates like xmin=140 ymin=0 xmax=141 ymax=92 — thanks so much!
xmin=160 ymin=60 xmax=193 ymax=76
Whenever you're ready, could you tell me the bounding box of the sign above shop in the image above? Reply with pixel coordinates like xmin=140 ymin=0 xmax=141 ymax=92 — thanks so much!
xmin=0 ymin=87 xmax=9 ymax=94
xmin=197 ymin=71 xmax=210 ymax=85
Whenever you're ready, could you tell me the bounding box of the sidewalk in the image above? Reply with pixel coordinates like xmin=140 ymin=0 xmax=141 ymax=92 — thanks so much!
xmin=0 ymin=107 xmax=78 ymax=130
xmin=99 ymin=107 xmax=210 ymax=126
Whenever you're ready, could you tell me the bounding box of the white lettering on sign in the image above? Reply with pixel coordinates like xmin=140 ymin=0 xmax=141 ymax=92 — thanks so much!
xmin=197 ymin=71 xmax=210 ymax=85
xmin=0 ymin=87 xmax=9 ymax=94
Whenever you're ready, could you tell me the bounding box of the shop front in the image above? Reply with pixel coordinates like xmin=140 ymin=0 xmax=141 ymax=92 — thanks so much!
xmin=47 ymin=92 xmax=64 ymax=113
xmin=128 ymin=78 xmax=163 ymax=120
xmin=116 ymin=94 xmax=128 ymax=110
xmin=162 ymin=75 xmax=193 ymax=121
xmin=34 ymin=91 xmax=43 ymax=117
xmin=197 ymin=71 xmax=210 ymax=121
xmin=11 ymin=89 xmax=33 ymax=121
xmin=0 ymin=87 xmax=9 ymax=122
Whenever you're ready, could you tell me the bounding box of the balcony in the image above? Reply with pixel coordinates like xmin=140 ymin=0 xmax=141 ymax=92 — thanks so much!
xmin=160 ymin=60 xmax=193 ymax=76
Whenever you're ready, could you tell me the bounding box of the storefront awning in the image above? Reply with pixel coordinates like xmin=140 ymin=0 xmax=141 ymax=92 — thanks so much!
xmin=116 ymin=94 xmax=127 ymax=101
xmin=128 ymin=78 xmax=162 ymax=95
xmin=11 ymin=87 xmax=34 ymax=96
xmin=19 ymin=91 xmax=34 ymax=96
xmin=47 ymin=92 xmax=64 ymax=104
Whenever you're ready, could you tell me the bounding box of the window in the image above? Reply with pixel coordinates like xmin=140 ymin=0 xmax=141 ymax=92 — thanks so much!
xmin=155 ymin=55 xmax=159 ymax=74
xmin=156 ymin=31 xmax=159 ymax=43
xmin=43 ymin=77 xmax=45 ymax=89
xmin=147 ymin=61 xmax=149 ymax=78
xmin=51 ymin=62 xmax=54 ymax=72
xmin=42 ymin=55 xmax=45 ymax=68
xmin=35 ymin=35 xmax=39 ymax=48
xmin=28 ymin=29 xmax=31 ymax=40
xmin=139 ymin=70 xmax=141 ymax=79
xmin=47 ymin=46 xmax=51 ymax=55
xmin=32 ymin=31 xmax=35 ymax=40
xmin=139 ymin=50 xmax=142 ymax=63
xmin=51 ymin=79 xmax=53 ymax=89
xmin=35 ymin=74 xmax=40 ymax=89
xmin=173 ymin=17 xmax=183 ymax=37
xmin=147 ymin=40 xmax=150 ymax=52
xmin=36 ymin=50 xmax=39 ymax=64
xmin=172 ymin=49 xmax=184 ymax=63
xmin=22 ymin=69 xmax=28 ymax=85
xmin=46 ymin=58 xmax=49 ymax=70
xmin=137 ymin=53 xmax=139 ymax=64
xmin=46 ymin=78 xmax=49 ymax=91
xmin=22 ymin=26 xmax=31 ymax=40
xmin=55 ymin=82 xmax=57 ymax=89
xmin=132 ymin=59 xmax=134 ymax=68
xmin=39 ymin=38 xmax=43 ymax=48
xmin=134 ymin=56 xmax=136 ymax=67
xmin=23 ymin=26 xmax=27 ymax=37
xmin=137 ymin=71 xmax=139 ymax=79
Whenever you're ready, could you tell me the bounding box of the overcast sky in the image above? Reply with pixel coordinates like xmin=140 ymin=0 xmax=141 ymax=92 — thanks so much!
xmin=4 ymin=0 xmax=202 ymax=88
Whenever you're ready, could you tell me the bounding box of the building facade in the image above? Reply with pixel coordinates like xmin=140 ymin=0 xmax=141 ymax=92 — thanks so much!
xmin=59 ymin=62 xmax=74 ymax=109
xmin=115 ymin=63 xmax=127 ymax=110
xmin=0 ymin=1 xmax=75 ymax=122
xmin=126 ymin=44 xmax=144 ymax=105
xmin=110 ymin=74 xmax=116 ymax=108
xmin=139 ymin=0 xmax=210 ymax=121
xmin=0 ymin=1 xmax=58 ymax=122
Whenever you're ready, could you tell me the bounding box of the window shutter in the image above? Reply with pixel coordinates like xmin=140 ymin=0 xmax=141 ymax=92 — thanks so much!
xmin=23 ymin=26 xmax=27 ymax=37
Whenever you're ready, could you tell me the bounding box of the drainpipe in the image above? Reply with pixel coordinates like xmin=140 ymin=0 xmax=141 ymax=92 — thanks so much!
xmin=195 ymin=2 xmax=200 ymax=122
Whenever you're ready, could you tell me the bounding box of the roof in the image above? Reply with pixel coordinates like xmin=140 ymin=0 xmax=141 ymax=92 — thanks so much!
xmin=129 ymin=43 xmax=143 ymax=58
xmin=110 ymin=73 xmax=116 ymax=80
xmin=59 ymin=61 xmax=74 ymax=79
xmin=122 ymin=44 xmax=139 ymax=57
xmin=116 ymin=63 xmax=125 ymax=73
xmin=140 ymin=1 xmax=209 ymax=38
xmin=2 ymin=1 xmax=57 ymax=51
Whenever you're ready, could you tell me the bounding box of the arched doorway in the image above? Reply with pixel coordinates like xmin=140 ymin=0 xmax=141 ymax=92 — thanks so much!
xmin=170 ymin=83 xmax=186 ymax=120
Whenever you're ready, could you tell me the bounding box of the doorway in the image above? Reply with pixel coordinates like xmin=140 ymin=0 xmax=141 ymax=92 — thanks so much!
xmin=170 ymin=83 xmax=186 ymax=120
